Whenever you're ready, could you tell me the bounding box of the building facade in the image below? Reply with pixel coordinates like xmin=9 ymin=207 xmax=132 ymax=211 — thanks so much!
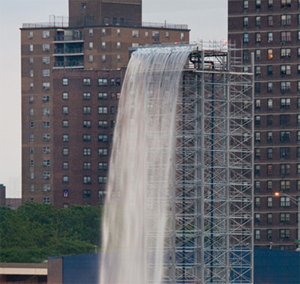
xmin=21 ymin=0 xmax=190 ymax=207
xmin=228 ymin=0 xmax=300 ymax=250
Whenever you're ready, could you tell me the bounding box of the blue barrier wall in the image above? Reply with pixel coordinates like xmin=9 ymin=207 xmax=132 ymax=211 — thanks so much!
xmin=60 ymin=248 xmax=300 ymax=284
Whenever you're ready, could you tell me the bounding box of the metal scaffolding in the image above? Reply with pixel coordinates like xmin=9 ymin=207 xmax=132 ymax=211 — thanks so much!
xmin=169 ymin=43 xmax=254 ymax=284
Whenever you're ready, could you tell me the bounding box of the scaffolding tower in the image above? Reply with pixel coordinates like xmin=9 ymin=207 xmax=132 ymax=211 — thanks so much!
xmin=170 ymin=43 xmax=254 ymax=284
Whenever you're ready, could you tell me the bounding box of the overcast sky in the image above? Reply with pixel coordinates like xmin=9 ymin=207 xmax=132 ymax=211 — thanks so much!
xmin=0 ymin=0 xmax=227 ymax=198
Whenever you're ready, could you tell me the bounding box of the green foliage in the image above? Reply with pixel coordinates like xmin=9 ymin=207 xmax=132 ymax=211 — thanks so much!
xmin=0 ymin=203 xmax=102 ymax=263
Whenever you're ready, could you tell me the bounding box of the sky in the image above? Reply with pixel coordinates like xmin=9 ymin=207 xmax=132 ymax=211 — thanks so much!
xmin=0 ymin=0 xmax=227 ymax=198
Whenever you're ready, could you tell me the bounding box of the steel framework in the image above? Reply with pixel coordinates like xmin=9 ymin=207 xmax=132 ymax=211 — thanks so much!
xmin=168 ymin=43 xmax=254 ymax=284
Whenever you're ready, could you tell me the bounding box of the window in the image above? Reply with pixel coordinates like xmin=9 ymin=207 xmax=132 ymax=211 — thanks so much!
xmin=30 ymin=159 xmax=34 ymax=167
xmin=98 ymin=148 xmax=108 ymax=156
xmin=42 ymin=69 xmax=50 ymax=77
xmin=83 ymin=148 xmax=91 ymax=156
xmin=117 ymin=55 xmax=121 ymax=62
xmin=98 ymin=134 xmax=108 ymax=142
xmin=98 ymin=176 xmax=107 ymax=184
xmin=42 ymin=31 xmax=50 ymax=38
xmin=89 ymin=29 xmax=93 ymax=36
xmin=243 ymin=33 xmax=249 ymax=43
xmin=83 ymin=120 xmax=91 ymax=128
xmin=132 ymin=30 xmax=139 ymax=37
xmin=62 ymin=106 xmax=69 ymax=114
xmin=117 ymin=29 xmax=121 ymax=36
xmin=89 ymin=42 xmax=93 ymax=49
xmin=30 ymin=83 xmax=34 ymax=90
xmin=29 ymin=44 xmax=33 ymax=52
xmin=98 ymin=120 xmax=108 ymax=128
xmin=267 ymin=180 xmax=273 ymax=190
xmin=29 ymin=70 xmax=34 ymax=77
xmin=42 ymin=57 xmax=50 ymax=64
xmin=43 ymin=133 xmax=50 ymax=142
xmin=62 ymin=78 xmax=68 ymax=86
xmin=243 ymin=50 xmax=249 ymax=61
xmin=268 ymin=49 xmax=273 ymax=60
xmin=280 ymin=98 xmax=291 ymax=109
xmin=43 ymin=171 xmax=50 ymax=179
xmin=267 ymin=148 xmax=273 ymax=159
xmin=255 ymin=16 xmax=261 ymax=26
xmin=30 ymin=147 xmax=34 ymax=154
xmin=281 ymin=65 xmax=291 ymax=75
xmin=29 ymin=57 xmax=34 ymax=64
xmin=43 ymin=184 xmax=50 ymax=192
xmin=62 ymin=162 xmax=69 ymax=170
xmin=281 ymin=81 xmax=291 ymax=92
xmin=255 ymin=213 xmax=260 ymax=224
xmin=98 ymin=106 xmax=108 ymax=114
xmin=281 ymin=14 xmax=292 ymax=25
xmin=267 ymin=229 xmax=272 ymax=240
xmin=255 ymin=82 xmax=261 ymax=93
xmin=256 ymin=33 xmax=261 ymax=42
xmin=281 ymin=31 xmax=291 ymax=42
xmin=89 ymin=55 xmax=93 ymax=63
xmin=83 ymin=106 xmax=91 ymax=114
xmin=98 ymin=92 xmax=108 ymax=100
xmin=255 ymin=66 xmax=261 ymax=76
xmin=83 ymin=176 xmax=91 ymax=184
xmin=83 ymin=190 xmax=91 ymax=198
xmin=255 ymin=197 xmax=260 ymax=208
xmin=243 ymin=17 xmax=249 ymax=27
xmin=62 ymin=120 xmax=69 ymax=128
xmin=165 ymin=31 xmax=169 ymax=38
xmin=280 ymin=131 xmax=290 ymax=142
xmin=298 ymin=180 xmax=300 ymax=190
xmin=267 ymin=214 xmax=273 ymax=225
xmin=102 ymin=55 xmax=106 ymax=62
xmin=255 ymin=181 xmax=261 ymax=191
xmin=63 ymin=175 xmax=69 ymax=183
xmin=255 ymin=230 xmax=260 ymax=240
xmin=62 ymin=92 xmax=69 ymax=100
xmin=255 ymin=165 xmax=260 ymax=176
xmin=267 ymin=99 xmax=273 ymax=109
xmin=267 ymin=32 xmax=273 ymax=43
xmin=280 ymin=180 xmax=291 ymax=190
xmin=280 ymin=147 xmax=290 ymax=159
xmin=268 ymin=16 xmax=273 ymax=26
xmin=83 ymin=162 xmax=91 ymax=170
xmin=256 ymin=0 xmax=261 ymax=8
xmin=43 ymin=147 xmax=50 ymax=154
xmin=83 ymin=92 xmax=91 ymax=100
xmin=42 ymin=44 xmax=50 ymax=52
xmin=280 ymin=229 xmax=290 ymax=239
xmin=43 ymin=108 xmax=50 ymax=116
xmin=98 ymin=78 xmax=108 ymax=86
xmin=267 ymin=197 xmax=273 ymax=207
xmin=62 ymin=134 xmax=69 ymax=142
xmin=62 ymin=148 xmax=69 ymax=156
xmin=42 ymin=82 xmax=50 ymax=90
xmin=83 ymin=78 xmax=91 ymax=86
xmin=110 ymin=106 xmax=115 ymax=114
xmin=255 ymin=148 xmax=261 ymax=159
xmin=83 ymin=134 xmax=91 ymax=142
xmin=255 ymin=132 xmax=261 ymax=142
xmin=267 ymin=131 xmax=273 ymax=142
xmin=255 ymin=99 xmax=261 ymax=109
xmin=281 ymin=48 xmax=291 ymax=58
xmin=43 ymin=121 xmax=50 ymax=128
xmin=280 ymin=213 xmax=290 ymax=223
xmin=99 ymin=190 xmax=106 ymax=199
xmin=43 ymin=197 xmax=51 ymax=204
xmin=244 ymin=0 xmax=249 ymax=9
xmin=280 ymin=164 xmax=291 ymax=175
xmin=280 ymin=114 xmax=291 ymax=126
xmin=267 ymin=164 xmax=273 ymax=175
xmin=117 ymin=42 xmax=121 ymax=49
xmin=281 ymin=0 xmax=291 ymax=7
xmin=255 ymin=115 xmax=261 ymax=126
xmin=28 ymin=31 xmax=33 ymax=39
xmin=98 ymin=162 xmax=108 ymax=170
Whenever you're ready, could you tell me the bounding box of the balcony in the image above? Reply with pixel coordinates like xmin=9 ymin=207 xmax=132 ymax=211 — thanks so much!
xmin=53 ymin=60 xmax=84 ymax=69
xmin=53 ymin=35 xmax=83 ymax=43
xmin=53 ymin=48 xmax=84 ymax=56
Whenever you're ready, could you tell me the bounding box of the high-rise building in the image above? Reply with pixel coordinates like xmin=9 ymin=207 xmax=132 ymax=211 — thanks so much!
xmin=228 ymin=0 xmax=300 ymax=250
xmin=21 ymin=0 xmax=190 ymax=207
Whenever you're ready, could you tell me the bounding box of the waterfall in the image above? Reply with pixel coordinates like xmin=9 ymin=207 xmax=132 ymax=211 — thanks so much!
xmin=99 ymin=45 xmax=194 ymax=284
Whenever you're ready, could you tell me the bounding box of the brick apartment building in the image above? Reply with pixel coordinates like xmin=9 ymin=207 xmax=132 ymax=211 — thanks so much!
xmin=21 ymin=0 xmax=190 ymax=207
xmin=228 ymin=0 xmax=300 ymax=250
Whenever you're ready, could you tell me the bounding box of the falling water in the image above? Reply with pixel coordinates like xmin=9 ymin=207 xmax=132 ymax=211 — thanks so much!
xmin=99 ymin=45 xmax=194 ymax=284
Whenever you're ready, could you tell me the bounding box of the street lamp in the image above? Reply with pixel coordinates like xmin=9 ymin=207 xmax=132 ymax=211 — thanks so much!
xmin=274 ymin=192 xmax=300 ymax=252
